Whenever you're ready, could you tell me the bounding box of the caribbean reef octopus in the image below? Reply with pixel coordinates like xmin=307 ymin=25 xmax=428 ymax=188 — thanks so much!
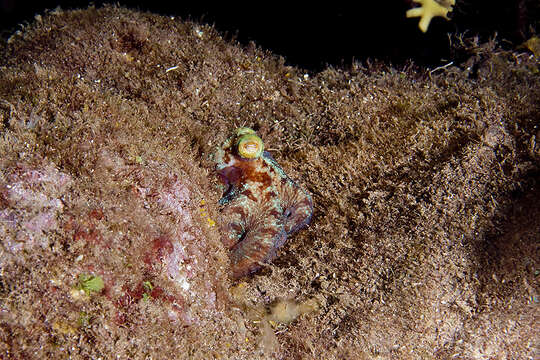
xmin=215 ymin=127 xmax=313 ymax=278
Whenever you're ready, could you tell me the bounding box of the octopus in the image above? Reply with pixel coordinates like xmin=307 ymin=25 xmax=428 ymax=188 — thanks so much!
xmin=215 ymin=127 xmax=313 ymax=278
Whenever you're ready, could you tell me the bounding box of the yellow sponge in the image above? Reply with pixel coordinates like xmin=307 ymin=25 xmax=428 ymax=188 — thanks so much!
xmin=406 ymin=0 xmax=455 ymax=33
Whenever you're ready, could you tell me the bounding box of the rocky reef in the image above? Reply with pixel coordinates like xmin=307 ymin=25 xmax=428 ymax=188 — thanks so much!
xmin=0 ymin=5 xmax=538 ymax=359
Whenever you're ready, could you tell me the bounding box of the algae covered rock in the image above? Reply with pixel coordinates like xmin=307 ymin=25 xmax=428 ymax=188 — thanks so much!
xmin=0 ymin=4 xmax=538 ymax=360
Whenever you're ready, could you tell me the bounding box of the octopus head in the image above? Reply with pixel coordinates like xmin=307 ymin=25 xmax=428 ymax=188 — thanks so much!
xmin=234 ymin=127 xmax=264 ymax=159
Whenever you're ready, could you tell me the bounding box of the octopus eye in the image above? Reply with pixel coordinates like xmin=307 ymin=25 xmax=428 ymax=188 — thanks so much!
xmin=237 ymin=134 xmax=264 ymax=159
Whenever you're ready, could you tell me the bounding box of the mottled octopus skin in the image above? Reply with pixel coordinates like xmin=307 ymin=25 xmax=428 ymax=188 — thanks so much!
xmin=215 ymin=132 xmax=313 ymax=278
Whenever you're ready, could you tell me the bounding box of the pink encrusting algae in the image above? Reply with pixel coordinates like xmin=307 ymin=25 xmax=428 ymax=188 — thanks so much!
xmin=0 ymin=143 xmax=238 ymax=357
xmin=62 ymin=157 xmax=228 ymax=328
xmin=0 ymin=161 xmax=72 ymax=253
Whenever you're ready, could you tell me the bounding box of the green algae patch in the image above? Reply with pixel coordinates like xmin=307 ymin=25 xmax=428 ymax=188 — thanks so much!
xmin=77 ymin=274 xmax=104 ymax=295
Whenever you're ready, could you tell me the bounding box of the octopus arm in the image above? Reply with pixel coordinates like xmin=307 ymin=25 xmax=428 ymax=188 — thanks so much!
xmin=230 ymin=225 xmax=286 ymax=278
xmin=227 ymin=199 xmax=285 ymax=278
xmin=261 ymin=152 xmax=313 ymax=234
xmin=279 ymin=180 xmax=313 ymax=235
xmin=218 ymin=184 xmax=239 ymax=206
xmin=217 ymin=164 xmax=246 ymax=206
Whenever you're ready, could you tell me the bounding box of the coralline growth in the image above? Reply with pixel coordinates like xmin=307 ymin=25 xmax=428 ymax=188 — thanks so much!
xmin=406 ymin=0 xmax=455 ymax=32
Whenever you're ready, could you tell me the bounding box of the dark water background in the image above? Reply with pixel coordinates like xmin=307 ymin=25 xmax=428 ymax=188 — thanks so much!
xmin=1 ymin=0 xmax=538 ymax=71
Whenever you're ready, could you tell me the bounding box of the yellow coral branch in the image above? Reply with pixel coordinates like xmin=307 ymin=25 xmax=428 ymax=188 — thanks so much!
xmin=406 ymin=0 xmax=455 ymax=33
